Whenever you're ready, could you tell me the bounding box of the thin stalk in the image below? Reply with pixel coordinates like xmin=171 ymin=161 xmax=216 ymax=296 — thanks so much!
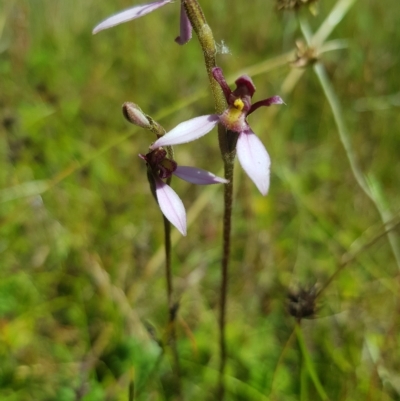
xmin=313 ymin=63 xmax=372 ymax=198
xmin=317 ymin=217 xmax=400 ymax=298
xmin=298 ymin=16 xmax=400 ymax=270
xmin=182 ymin=1 xmax=231 ymax=398
xmin=163 ymin=184 xmax=182 ymax=399
xmin=218 ymin=157 xmax=235 ymax=399
xmin=182 ymin=0 xmax=226 ymax=114
xmin=313 ymin=63 xmax=400 ymax=269
xmin=295 ymin=324 xmax=330 ymax=401
xmin=164 ymin=214 xmax=173 ymax=306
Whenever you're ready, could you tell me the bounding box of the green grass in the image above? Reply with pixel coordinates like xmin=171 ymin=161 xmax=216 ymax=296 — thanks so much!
xmin=1 ymin=0 xmax=400 ymax=400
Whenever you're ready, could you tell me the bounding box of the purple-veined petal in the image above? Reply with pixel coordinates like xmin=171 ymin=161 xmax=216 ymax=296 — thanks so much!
xmin=174 ymin=166 xmax=228 ymax=185
xmin=154 ymin=177 xmax=187 ymax=236
xmin=237 ymin=127 xmax=271 ymax=196
xmin=150 ymin=115 xmax=219 ymax=149
xmin=248 ymin=96 xmax=285 ymax=115
xmin=175 ymin=4 xmax=192 ymax=45
xmin=92 ymin=0 xmax=172 ymax=34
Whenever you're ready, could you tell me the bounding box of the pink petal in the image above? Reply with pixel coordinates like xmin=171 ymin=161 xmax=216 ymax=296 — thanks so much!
xmin=154 ymin=177 xmax=187 ymax=236
xmin=92 ymin=0 xmax=172 ymax=34
xmin=175 ymin=4 xmax=192 ymax=45
xmin=237 ymin=127 xmax=271 ymax=196
xmin=150 ymin=115 xmax=219 ymax=149
xmin=174 ymin=166 xmax=228 ymax=185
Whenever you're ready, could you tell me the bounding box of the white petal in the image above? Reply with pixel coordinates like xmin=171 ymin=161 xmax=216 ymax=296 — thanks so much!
xmin=174 ymin=166 xmax=228 ymax=185
xmin=150 ymin=115 xmax=219 ymax=149
xmin=92 ymin=0 xmax=172 ymax=34
xmin=155 ymin=178 xmax=187 ymax=236
xmin=237 ymin=127 xmax=271 ymax=196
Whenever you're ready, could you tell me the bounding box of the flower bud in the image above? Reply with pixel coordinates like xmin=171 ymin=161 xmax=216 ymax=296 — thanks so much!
xmin=122 ymin=102 xmax=151 ymax=128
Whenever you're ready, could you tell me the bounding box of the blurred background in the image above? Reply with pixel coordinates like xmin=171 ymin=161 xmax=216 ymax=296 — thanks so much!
xmin=1 ymin=0 xmax=400 ymax=399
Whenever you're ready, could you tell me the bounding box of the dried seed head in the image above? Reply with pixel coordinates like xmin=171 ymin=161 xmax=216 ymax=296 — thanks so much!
xmin=287 ymin=285 xmax=318 ymax=320
xmin=277 ymin=0 xmax=319 ymax=14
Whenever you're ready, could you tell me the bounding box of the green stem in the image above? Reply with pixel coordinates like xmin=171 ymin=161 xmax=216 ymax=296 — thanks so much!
xmin=295 ymin=324 xmax=330 ymax=401
xmin=298 ymin=15 xmax=400 ymax=270
xmin=313 ymin=63 xmax=372 ymax=197
xmin=313 ymin=63 xmax=400 ymax=269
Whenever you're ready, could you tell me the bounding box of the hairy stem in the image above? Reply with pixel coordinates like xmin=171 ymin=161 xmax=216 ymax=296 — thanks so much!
xmin=218 ymin=155 xmax=235 ymax=399
xmin=183 ymin=0 xmax=226 ymax=114
xmin=182 ymin=1 xmax=231 ymax=397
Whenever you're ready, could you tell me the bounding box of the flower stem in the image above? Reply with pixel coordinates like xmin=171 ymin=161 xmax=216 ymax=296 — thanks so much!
xmin=163 ymin=178 xmax=182 ymax=400
xmin=182 ymin=1 xmax=231 ymax=397
xmin=164 ymin=215 xmax=173 ymax=305
xmin=163 ymin=212 xmax=182 ymax=399
xmin=183 ymin=0 xmax=226 ymax=114
xmin=218 ymin=156 xmax=235 ymax=399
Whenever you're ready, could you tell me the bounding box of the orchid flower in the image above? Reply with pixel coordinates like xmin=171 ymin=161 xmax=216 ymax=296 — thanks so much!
xmin=140 ymin=147 xmax=227 ymax=236
xmin=92 ymin=0 xmax=192 ymax=45
xmin=151 ymin=67 xmax=284 ymax=195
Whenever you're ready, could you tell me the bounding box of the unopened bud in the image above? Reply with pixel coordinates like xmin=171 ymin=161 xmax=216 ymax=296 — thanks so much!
xmin=122 ymin=102 xmax=151 ymax=128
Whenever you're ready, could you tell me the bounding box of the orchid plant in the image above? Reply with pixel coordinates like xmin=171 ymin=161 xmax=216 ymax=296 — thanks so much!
xmin=93 ymin=0 xmax=283 ymax=398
